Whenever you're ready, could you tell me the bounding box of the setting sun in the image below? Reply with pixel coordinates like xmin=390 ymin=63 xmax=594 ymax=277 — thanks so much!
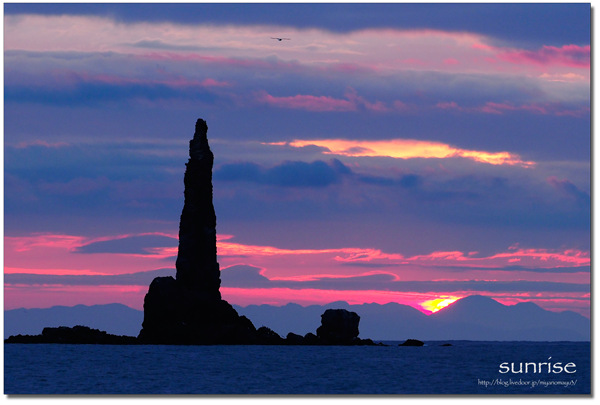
xmin=420 ymin=297 xmax=461 ymax=313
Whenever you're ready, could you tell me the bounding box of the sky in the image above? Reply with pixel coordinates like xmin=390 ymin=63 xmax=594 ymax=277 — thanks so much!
xmin=3 ymin=3 xmax=591 ymax=317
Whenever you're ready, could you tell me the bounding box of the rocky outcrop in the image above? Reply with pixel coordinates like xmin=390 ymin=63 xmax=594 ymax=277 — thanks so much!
xmin=399 ymin=339 xmax=425 ymax=346
xmin=317 ymin=309 xmax=360 ymax=343
xmin=138 ymin=119 xmax=256 ymax=344
xmin=280 ymin=308 xmax=380 ymax=346
xmin=256 ymin=326 xmax=285 ymax=345
xmin=4 ymin=326 xmax=138 ymax=345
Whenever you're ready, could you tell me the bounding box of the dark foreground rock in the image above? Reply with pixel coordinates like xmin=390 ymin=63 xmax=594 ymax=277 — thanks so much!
xmin=5 ymin=320 xmax=382 ymax=345
xmin=5 ymin=326 xmax=138 ymax=345
xmin=399 ymin=339 xmax=425 ymax=346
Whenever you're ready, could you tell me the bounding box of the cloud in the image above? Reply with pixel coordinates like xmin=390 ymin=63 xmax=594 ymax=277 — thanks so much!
xmin=129 ymin=39 xmax=208 ymax=51
xmin=278 ymin=139 xmax=534 ymax=167
xmin=340 ymin=262 xmax=590 ymax=273
xmin=255 ymin=88 xmax=388 ymax=112
xmin=73 ymin=234 xmax=178 ymax=255
xmin=256 ymin=92 xmax=355 ymax=112
xmin=4 ymin=268 xmax=175 ymax=286
xmin=498 ymin=45 xmax=590 ymax=68
xmin=436 ymin=100 xmax=589 ymax=118
xmin=3 ymin=3 xmax=590 ymax=47
xmin=214 ymin=159 xmax=352 ymax=187
xmin=219 ymin=266 xmax=590 ymax=292
xmin=5 ymin=265 xmax=589 ymax=294
xmin=220 ymin=265 xmax=271 ymax=287
xmin=357 ymin=173 xmax=423 ymax=188
xmin=547 ymin=176 xmax=590 ymax=207
xmin=13 ymin=140 xmax=70 ymax=149
xmin=4 ymin=76 xmax=223 ymax=106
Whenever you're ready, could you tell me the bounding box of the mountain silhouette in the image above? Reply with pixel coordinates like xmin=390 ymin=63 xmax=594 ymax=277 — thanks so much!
xmin=4 ymin=303 xmax=143 ymax=339
xmin=429 ymin=295 xmax=590 ymax=340
xmin=5 ymin=295 xmax=589 ymax=341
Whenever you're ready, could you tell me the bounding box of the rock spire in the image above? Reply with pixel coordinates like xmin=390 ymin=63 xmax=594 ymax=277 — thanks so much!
xmin=138 ymin=119 xmax=255 ymax=344
xmin=175 ymin=119 xmax=221 ymax=299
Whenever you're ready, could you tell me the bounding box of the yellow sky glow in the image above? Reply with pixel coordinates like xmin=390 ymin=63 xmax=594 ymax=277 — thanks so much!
xmin=420 ymin=296 xmax=461 ymax=313
xmin=285 ymin=139 xmax=535 ymax=167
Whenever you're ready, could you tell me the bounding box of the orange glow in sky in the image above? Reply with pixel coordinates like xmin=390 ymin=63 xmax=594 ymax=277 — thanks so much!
xmin=283 ymin=139 xmax=535 ymax=167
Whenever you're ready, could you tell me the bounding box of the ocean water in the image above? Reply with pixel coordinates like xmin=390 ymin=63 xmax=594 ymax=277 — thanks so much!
xmin=4 ymin=341 xmax=590 ymax=395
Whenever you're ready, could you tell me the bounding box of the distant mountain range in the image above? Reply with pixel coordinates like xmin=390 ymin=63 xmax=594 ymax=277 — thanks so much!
xmin=3 ymin=295 xmax=590 ymax=341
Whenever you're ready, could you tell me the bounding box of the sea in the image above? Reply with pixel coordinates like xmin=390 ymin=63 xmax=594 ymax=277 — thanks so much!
xmin=4 ymin=341 xmax=590 ymax=395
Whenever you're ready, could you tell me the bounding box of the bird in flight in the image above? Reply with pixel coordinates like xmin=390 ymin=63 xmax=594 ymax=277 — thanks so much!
xmin=271 ymin=37 xmax=291 ymax=41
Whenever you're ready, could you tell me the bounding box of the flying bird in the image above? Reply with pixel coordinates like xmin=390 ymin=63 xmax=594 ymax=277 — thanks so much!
xmin=271 ymin=37 xmax=291 ymax=41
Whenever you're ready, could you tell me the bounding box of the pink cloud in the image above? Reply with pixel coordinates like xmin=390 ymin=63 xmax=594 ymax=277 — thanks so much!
xmin=554 ymin=106 xmax=591 ymax=118
xmin=344 ymin=88 xmax=389 ymax=112
xmin=199 ymin=78 xmax=231 ymax=87
xmin=498 ymin=44 xmax=590 ymax=68
xmin=393 ymin=100 xmax=407 ymax=110
xmin=477 ymin=102 xmax=548 ymax=115
xmin=255 ymin=88 xmax=389 ymax=112
xmin=335 ymin=246 xmax=590 ymax=269
xmin=4 ymin=231 xmax=590 ymax=316
xmin=443 ymin=58 xmax=459 ymax=65
xmin=3 ymin=232 xmax=180 ymax=278
xmin=6 ymin=234 xmax=86 ymax=252
xmin=256 ymin=91 xmax=356 ymax=112
xmin=472 ymin=43 xmax=495 ymax=51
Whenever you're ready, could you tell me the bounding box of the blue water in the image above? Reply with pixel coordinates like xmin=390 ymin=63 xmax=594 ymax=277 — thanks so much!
xmin=4 ymin=341 xmax=590 ymax=395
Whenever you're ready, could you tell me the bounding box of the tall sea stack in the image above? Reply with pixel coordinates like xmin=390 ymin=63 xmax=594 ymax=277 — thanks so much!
xmin=138 ymin=119 xmax=256 ymax=344
xmin=135 ymin=119 xmax=374 ymax=346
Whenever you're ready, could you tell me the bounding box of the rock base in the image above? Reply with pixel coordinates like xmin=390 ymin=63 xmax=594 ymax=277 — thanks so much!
xmin=138 ymin=276 xmax=256 ymax=344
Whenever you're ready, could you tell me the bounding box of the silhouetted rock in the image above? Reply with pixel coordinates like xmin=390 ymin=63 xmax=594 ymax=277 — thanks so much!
xmin=5 ymin=326 xmax=138 ymax=345
xmin=440 ymin=343 xmax=453 ymax=346
xmin=317 ymin=309 xmax=360 ymax=344
xmin=286 ymin=332 xmax=305 ymax=345
xmin=399 ymin=339 xmax=424 ymax=346
xmin=138 ymin=119 xmax=257 ymax=345
xmin=304 ymin=332 xmax=319 ymax=344
xmin=256 ymin=326 xmax=285 ymax=345
xmin=175 ymin=118 xmax=221 ymax=298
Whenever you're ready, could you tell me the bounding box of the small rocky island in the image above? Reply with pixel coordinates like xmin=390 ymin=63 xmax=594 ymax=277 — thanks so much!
xmin=6 ymin=119 xmax=382 ymax=346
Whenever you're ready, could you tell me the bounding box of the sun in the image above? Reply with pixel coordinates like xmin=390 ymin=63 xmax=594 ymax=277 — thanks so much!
xmin=420 ymin=296 xmax=461 ymax=313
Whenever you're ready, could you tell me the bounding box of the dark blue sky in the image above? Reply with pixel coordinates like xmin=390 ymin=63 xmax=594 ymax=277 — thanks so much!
xmin=4 ymin=3 xmax=591 ymax=48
